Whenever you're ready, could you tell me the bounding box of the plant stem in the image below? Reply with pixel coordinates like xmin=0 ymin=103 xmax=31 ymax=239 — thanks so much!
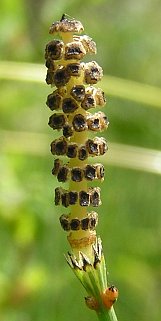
xmin=97 ymin=307 xmax=118 ymax=321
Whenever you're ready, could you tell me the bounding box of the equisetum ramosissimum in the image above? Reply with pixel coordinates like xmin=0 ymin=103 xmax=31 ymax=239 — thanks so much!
xmin=45 ymin=14 xmax=118 ymax=321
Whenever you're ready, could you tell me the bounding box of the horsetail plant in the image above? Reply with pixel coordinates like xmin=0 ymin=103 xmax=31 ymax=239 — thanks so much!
xmin=45 ymin=15 xmax=118 ymax=321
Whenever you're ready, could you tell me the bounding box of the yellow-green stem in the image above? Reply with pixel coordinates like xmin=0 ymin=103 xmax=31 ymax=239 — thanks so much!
xmin=97 ymin=307 xmax=118 ymax=321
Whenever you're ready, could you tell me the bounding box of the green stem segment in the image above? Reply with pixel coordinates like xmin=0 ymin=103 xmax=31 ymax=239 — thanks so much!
xmin=97 ymin=307 xmax=118 ymax=321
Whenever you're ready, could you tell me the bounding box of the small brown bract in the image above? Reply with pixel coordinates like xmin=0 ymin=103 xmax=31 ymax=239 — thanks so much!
xmin=46 ymin=91 xmax=63 ymax=110
xmin=65 ymin=41 xmax=86 ymax=60
xmin=45 ymin=40 xmax=64 ymax=60
xmin=84 ymin=61 xmax=103 ymax=84
xmin=49 ymin=16 xmax=84 ymax=34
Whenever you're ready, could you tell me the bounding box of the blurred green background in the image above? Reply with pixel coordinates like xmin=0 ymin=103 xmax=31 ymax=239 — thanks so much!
xmin=0 ymin=0 xmax=161 ymax=321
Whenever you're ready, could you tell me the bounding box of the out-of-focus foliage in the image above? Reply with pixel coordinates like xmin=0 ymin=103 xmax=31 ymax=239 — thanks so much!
xmin=0 ymin=1 xmax=161 ymax=321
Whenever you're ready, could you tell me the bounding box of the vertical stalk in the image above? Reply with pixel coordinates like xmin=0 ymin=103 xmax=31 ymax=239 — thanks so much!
xmin=97 ymin=307 xmax=118 ymax=321
xmin=45 ymin=14 xmax=119 ymax=321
